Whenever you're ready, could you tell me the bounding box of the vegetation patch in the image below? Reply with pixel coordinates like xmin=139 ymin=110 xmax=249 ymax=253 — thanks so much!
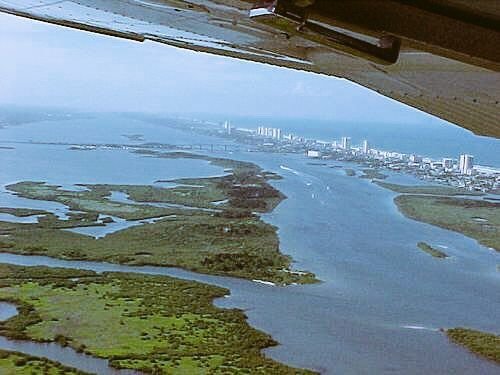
xmin=0 ymin=349 xmax=88 ymax=374
xmin=0 ymin=207 xmax=48 ymax=217
xmin=0 ymin=264 xmax=314 ymax=374
xmin=1 ymin=152 xmax=316 ymax=284
xmin=417 ymin=242 xmax=448 ymax=258
xmin=359 ymin=169 xmax=387 ymax=180
xmin=395 ymin=195 xmax=499 ymax=251
xmin=446 ymin=328 xmax=500 ymax=364
xmin=7 ymin=181 xmax=173 ymax=221
xmin=374 ymin=181 xmax=483 ymax=196
xmin=374 ymin=181 xmax=498 ymax=252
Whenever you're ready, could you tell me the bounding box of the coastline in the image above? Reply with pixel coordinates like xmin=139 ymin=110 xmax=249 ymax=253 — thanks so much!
xmin=1 ymin=115 xmax=499 ymax=374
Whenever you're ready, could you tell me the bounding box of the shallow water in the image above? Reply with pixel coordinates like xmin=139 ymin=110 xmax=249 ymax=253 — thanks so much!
xmin=0 ymin=186 xmax=72 ymax=220
xmin=63 ymin=214 xmax=167 ymax=238
xmin=0 ymin=336 xmax=140 ymax=375
xmin=0 ymin=213 xmax=43 ymax=224
xmin=0 ymin=116 xmax=499 ymax=374
xmin=0 ymin=302 xmax=17 ymax=322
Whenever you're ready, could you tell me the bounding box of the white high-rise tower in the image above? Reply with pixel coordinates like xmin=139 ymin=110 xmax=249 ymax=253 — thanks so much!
xmin=362 ymin=140 xmax=369 ymax=154
xmin=223 ymin=120 xmax=231 ymax=135
xmin=459 ymin=154 xmax=474 ymax=174
xmin=341 ymin=137 xmax=351 ymax=150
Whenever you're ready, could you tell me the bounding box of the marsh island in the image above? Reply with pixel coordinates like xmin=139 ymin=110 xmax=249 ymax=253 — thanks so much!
xmin=0 ymin=264 xmax=314 ymax=374
xmin=0 ymin=152 xmax=316 ymax=285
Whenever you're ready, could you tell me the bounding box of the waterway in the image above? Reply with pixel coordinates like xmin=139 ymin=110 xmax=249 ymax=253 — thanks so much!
xmin=0 ymin=115 xmax=498 ymax=374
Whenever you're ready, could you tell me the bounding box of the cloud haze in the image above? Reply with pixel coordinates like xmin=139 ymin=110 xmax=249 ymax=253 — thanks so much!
xmin=1 ymin=12 xmax=446 ymax=125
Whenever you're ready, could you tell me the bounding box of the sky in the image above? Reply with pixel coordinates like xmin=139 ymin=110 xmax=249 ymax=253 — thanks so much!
xmin=0 ymin=11 xmax=451 ymax=125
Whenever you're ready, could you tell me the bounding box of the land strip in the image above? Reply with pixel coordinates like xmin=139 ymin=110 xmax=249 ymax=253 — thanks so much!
xmin=375 ymin=182 xmax=499 ymax=251
xmin=417 ymin=242 xmax=448 ymax=258
xmin=446 ymin=328 xmax=500 ymax=364
xmin=359 ymin=169 xmax=387 ymax=180
xmin=374 ymin=181 xmax=483 ymax=196
xmin=395 ymin=195 xmax=499 ymax=251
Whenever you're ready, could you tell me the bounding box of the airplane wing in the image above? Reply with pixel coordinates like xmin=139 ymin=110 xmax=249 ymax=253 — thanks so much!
xmin=1 ymin=0 xmax=499 ymax=137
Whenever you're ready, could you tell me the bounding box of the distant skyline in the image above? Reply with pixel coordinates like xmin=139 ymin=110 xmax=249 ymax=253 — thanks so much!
xmin=0 ymin=12 xmax=459 ymax=128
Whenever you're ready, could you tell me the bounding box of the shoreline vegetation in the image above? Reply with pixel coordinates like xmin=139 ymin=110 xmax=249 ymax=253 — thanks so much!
xmin=359 ymin=169 xmax=387 ymax=180
xmin=373 ymin=181 xmax=484 ymax=196
xmin=0 ymin=348 xmax=88 ymax=374
xmin=0 ymin=264 xmax=315 ymax=374
xmin=0 ymin=151 xmax=317 ymax=285
xmin=417 ymin=242 xmax=448 ymax=258
xmin=446 ymin=328 xmax=500 ymax=364
xmin=374 ymin=181 xmax=499 ymax=252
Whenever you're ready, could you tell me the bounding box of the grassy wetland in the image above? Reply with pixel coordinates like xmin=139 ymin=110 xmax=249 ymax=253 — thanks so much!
xmin=446 ymin=328 xmax=500 ymax=364
xmin=0 ymin=349 xmax=88 ymax=374
xmin=0 ymin=152 xmax=316 ymax=285
xmin=373 ymin=181 xmax=484 ymax=196
xmin=359 ymin=169 xmax=387 ymax=180
xmin=395 ymin=196 xmax=500 ymax=251
xmin=0 ymin=264 xmax=314 ymax=374
xmin=374 ymin=181 xmax=500 ymax=251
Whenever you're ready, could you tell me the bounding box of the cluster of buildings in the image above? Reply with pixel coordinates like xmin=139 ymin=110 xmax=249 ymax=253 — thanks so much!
xmin=216 ymin=121 xmax=499 ymax=193
xmin=256 ymin=126 xmax=282 ymax=140
xmin=246 ymin=123 xmax=498 ymax=193
xmin=332 ymin=142 xmax=497 ymax=192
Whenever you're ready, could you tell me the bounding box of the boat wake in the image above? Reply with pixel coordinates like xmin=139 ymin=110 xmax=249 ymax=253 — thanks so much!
xmin=280 ymin=165 xmax=300 ymax=175
xmin=401 ymin=325 xmax=439 ymax=332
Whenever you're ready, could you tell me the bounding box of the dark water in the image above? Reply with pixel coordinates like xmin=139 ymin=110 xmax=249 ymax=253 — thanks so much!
xmin=0 ymin=115 xmax=499 ymax=374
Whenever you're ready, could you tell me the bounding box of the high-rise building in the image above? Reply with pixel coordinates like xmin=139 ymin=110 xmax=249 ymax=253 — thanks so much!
xmin=459 ymin=154 xmax=474 ymax=174
xmin=341 ymin=137 xmax=351 ymax=150
xmin=362 ymin=140 xmax=369 ymax=154
xmin=223 ymin=120 xmax=231 ymax=135
xmin=256 ymin=127 xmax=283 ymax=140
xmin=271 ymin=128 xmax=281 ymax=140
